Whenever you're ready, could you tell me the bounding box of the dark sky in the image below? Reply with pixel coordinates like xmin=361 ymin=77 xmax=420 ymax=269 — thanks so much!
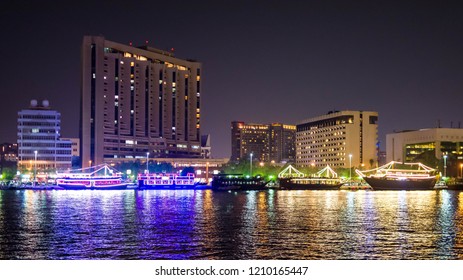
xmin=1 ymin=0 xmax=462 ymax=158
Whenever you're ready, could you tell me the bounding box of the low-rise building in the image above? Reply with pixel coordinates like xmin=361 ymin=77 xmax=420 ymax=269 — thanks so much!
xmin=386 ymin=128 xmax=463 ymax=176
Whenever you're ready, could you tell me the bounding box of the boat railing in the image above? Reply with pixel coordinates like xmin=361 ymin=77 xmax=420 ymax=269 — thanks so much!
xmin=356 ymin=161 xmax=436 ymax=179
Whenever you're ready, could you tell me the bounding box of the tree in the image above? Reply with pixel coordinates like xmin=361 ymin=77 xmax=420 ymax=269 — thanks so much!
xmin=1 ymin=166 xmax=17 ymax=182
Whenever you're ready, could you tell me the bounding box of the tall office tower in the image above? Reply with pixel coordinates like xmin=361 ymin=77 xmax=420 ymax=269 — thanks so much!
xmin=81 ymin=36 xmax=202 ymax=167
xmin=296 ymin=111 xmax=378 ymax=168
xmin=17 ymin=100 xmax=72 ymax=171
xmin=231 ymin=121 xmax=296 ymax=163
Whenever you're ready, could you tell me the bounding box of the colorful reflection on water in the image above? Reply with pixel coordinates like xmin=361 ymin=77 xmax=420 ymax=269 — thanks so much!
xmin=0 ymin=189 xmax=463 ymax=259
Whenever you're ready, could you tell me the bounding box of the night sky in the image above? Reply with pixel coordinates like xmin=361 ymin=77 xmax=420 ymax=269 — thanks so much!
xmin=1 ymin=0 xmax=462 ymax=158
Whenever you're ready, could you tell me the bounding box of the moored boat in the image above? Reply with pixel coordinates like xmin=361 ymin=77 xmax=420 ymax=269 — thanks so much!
xmin=279 ymin=177 xmax=344 ymax=190
xmin=211 ymin=174 xmax=269 ymax=191
xmin=446 ymin=178 xmax=463 ymax=190
xmin=278 ymin=165 xmax=345 ymax=190
xmin=356 ymin=161 xmax=437 ymax=191
xmin=56 ymin=165 xmax=128 ymax=190
xmin=137 ymin=173 xmax=197 ymax=189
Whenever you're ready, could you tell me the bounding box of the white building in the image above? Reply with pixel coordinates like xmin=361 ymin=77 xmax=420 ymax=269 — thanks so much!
xmin=386 ymin=128 xmax=463 ymax=162
xmin=296 ymin=110 xmax=378 ymax=168
xmin=81 ymin=36 xmax=202 ymax=167
xmin=17 ymin=100 xmax=72 ymax=171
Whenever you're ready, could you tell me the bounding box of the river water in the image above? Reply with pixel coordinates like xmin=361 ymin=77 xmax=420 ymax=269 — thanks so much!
xmin=1 ymin=189 xmax=462 ymax=260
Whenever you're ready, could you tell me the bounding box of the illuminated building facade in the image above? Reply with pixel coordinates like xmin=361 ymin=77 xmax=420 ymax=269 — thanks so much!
xmin=0 ymin=143 xmax=18 ymax=163
xmin=17 ymin=100 xmax=72 ymax=171
xmin=81 ymin=36 xmax=202 ymax=167
xmin=296 ymin=110 xmax=378 ymax=168
xmin=386 ymin=128 xmax=463 ymax=176
xmin=231 ymin=121 xmax=296 ymax=163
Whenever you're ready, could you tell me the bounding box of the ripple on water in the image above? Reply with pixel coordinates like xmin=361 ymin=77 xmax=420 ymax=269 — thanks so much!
xmin=0 ymin=189 xmax=462 ymax=259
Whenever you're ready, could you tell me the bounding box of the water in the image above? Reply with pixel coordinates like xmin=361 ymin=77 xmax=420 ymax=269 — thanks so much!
xmin=1 ymin=189 xmax=463 ymax=259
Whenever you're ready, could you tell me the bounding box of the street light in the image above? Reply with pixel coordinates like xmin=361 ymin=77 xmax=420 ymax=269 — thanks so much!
xmin=460 ymin=163 xmax=463 ymax=178
xmin=349 ymin=154 xmax=352 ymax=183
xmin=443 ymin=154 xmax=448 ymax=178
xmin=146 ymin=152 xmax=149 ymax=174
xmin=34 ymin=150 xmax=38 ymax=187
xmin=250 ymin=152 xmax=253 ymax=177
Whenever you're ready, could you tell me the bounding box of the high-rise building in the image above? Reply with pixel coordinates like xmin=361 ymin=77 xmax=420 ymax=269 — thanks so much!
xmin=17 ymin=100 xmax=72 ymax=171
xmin=296 ymin=110 xmax=378 ymax=168
xmin=81 ymin=36 xmax=202 ymax=167
xmin=231 ymin=121 xmax=296 ymax=163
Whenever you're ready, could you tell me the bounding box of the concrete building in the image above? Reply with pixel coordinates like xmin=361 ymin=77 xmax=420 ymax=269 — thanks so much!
xmin=0 ymin=143 xmax=18 ymax=162
xmin=296 ymin=110 xmax=379 ymax=168
xmin=61 ymin=138 xmax=80 ymax=157
xmin=17 ymin=100 xmax=72 ymax=171
xmin=386 ymin=128 xmax=463 ymax=176
xmin=81 ymin=36 xmax=202 ymax=167
xmin=201 ymin=134 xmax=211 ymax=159
xmin=231 ymin=121 xmax=296 ymax=163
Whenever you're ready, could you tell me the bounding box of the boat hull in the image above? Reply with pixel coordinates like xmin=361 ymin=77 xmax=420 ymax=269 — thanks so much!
xmin=138 ymin=181 xmax=198 ymax=190
xmin=58 ymin=183 xmax=128 ymax=190
xmin=363 ymin=177 xmax=437 ymax=191
xmin=279 ymin=178 xmax=343 ymax=190
xmin=212 ymin=184 xmax=268 ymax=191
xmin=446 ymin=183 xmax=463 ymax=190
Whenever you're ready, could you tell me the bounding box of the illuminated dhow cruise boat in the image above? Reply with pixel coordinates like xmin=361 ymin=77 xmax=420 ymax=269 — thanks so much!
xmin=355 ymin=161 xmax=437 ymax=190
xmin=278 ymin=165 xmax=346 ymax=190
xmin=137 ymin=173 xmax=197 ymax=189
xmin=211 ymin=174 xmax=269 ymax=191
xmin=56 ymin=164 xmax=128 ymax=190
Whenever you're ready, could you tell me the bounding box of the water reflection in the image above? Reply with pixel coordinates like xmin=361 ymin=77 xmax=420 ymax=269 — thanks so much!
xmin=0 ymin=189 xmax=463 ymax=259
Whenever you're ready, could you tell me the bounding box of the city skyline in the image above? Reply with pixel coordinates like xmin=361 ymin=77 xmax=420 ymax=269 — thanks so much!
xmin=1 ymin=0 xmax=462 ymax=158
